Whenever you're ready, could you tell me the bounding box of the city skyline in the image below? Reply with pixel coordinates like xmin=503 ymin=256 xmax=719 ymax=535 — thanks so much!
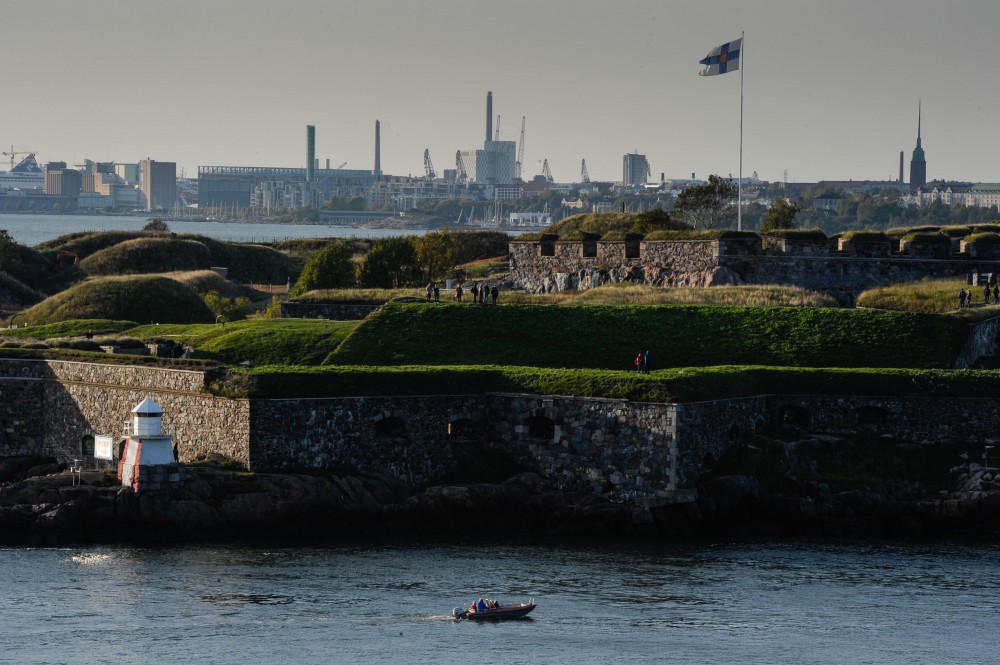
xmin=2 ymin=0 xmax=998 ymax=184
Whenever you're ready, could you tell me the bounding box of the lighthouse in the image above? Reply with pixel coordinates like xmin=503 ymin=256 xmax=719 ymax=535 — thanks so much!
xmin=117 ymin=394 xmax=187 ymax=491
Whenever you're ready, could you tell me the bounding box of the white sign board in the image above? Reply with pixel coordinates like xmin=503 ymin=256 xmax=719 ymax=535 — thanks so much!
xmin=94 ymin=435 xmax=115 ymax=461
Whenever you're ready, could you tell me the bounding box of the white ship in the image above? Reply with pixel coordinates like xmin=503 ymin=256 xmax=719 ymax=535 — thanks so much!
xmin=0 ymin=154 xmax=44 ymax=191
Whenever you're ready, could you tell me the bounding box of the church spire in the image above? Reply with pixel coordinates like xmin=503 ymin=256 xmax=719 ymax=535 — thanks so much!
xmin=909 ymin=101 xmax=926 ymax=190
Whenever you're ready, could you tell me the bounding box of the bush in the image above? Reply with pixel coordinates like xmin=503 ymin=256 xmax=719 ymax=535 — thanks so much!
xmin=452 ymin=231 xmax=511 ymax=265
xmin=291 ymin=240 xmax=356 ymax=297
xmin=358 ymin=237 xmax=420 ymax=288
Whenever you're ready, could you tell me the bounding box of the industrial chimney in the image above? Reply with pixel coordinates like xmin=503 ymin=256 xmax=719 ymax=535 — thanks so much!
xmin=375 ymin=120 xmax=381 ymax=177
xmin=306 ymin=125 xmax=315 ymax=183
xmin=899 ymin=151 xmax=904 ymax=183
xmin=486 ymin=92 xmax=493 ymax=143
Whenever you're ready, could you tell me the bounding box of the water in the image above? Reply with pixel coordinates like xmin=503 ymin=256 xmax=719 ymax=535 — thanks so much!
xmin=0 ymin=213 xmax=429 ymax=247
xmin=2 ymin=540 xmax=997 ymax=664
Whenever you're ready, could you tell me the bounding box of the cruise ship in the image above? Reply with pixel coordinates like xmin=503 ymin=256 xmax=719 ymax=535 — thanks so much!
xmin=0 ymin=154 xmax=44 ymax=191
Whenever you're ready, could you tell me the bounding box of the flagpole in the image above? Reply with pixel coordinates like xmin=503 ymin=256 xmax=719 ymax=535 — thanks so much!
xmin=738 ymin=30 xmax=744 ymax=232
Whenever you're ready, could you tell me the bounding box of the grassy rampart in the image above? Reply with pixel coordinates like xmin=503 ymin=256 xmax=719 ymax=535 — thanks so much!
xmin=326 ymin=303 xmax=966 ymax=370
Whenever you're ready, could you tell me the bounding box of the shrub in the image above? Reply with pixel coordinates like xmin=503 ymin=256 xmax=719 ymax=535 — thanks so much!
xmin=291 ymin=240 xmax=356 ymax=296
xmin=358 ymin=237 xmax=421 ymax=288
xmin=452 ymin=231 xmax=511 ymax=265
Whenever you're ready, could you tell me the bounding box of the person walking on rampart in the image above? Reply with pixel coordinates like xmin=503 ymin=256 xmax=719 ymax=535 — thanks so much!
xmin=959 ymin=288 xmax=967 ymax=308
xmin=985 ymin=285 xmax=991 ymax=305
xmin=471 ymin=283 xmax=479 ymax=303
xmin=434 ymin=285 xmax=440 ymax=302
xmin=643 ymin=349 xmax=652 ymax=374
xmin=455 ymin=284 xmax=463 ymax=302
xmin=490 ymin=285 xmax=499 ymax=305
xmin=635 ymin=352 xmax=643 ymax=374
xmin=426 ymin=282 xmax=433 ymax=302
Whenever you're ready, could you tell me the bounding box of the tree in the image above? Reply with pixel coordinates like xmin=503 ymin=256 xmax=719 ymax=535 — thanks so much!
xmin=143 ymin=218 xmax=170 ymax=232
xmin=759 ymin=198 xmax=799 ymax=234
xmin=291 ymin=240 xmax=356 ymax=297
xmin=672 ymin=175 xmax=738 ymax=229
xmin=0 ymin=229 xmax=22 ymax=277
xmin=415 ymin=229 xmax=456 ymax=281
xmin=202 ymin=291 xmax=251 ymax=322
xmin=358 ymin=237 xmax=421 ymax=288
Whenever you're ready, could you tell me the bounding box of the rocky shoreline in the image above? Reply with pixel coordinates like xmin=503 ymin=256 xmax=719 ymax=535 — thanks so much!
xmin=2 ymin=454 xmax=999 ymax=546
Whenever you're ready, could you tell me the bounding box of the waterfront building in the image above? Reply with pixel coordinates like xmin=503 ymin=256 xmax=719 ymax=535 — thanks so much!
xmin=140 ymin=159 xmax=177 ymax=211
xmin=44 ymin=163 xmax=82 ymax=197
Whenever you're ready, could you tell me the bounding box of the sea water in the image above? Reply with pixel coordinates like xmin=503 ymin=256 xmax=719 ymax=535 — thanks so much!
xmin=1 ymin=540 xmax=997 ymax=665
xmin=0 ymin=213 xmax=433 ymax=247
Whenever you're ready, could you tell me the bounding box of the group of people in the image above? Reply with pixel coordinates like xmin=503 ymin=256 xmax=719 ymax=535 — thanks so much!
xmin=634 ymin=349 xmax=653 ymax=374
xmin=469 ymin=598 xmax=501 ymax=612
xmin=457 ymin=283 xmax=499 ymax=305
xmin=958 ymin=285 xmax=1000 ymax=308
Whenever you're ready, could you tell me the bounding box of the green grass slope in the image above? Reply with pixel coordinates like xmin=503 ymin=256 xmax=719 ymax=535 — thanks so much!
xmin=1 ymin=319 xmax=138 ymax=339
xmin=326 ymin=303 xmax=967 ymax=370
xmin=128 ymin=319 xmax=358 ymax=366
xmin=80 ymin=237 xmax=213 ymax=275
xmin=21 ymin=276 xmax=215 ymax=325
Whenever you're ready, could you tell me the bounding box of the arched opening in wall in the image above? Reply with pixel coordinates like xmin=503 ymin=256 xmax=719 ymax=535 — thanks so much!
xmin=525 ymin=413 xmax=555 ymax=440
xmin=728 ymin=425 xmax=742 ymax=442
xmin=754 ymin=417 xmax=767 ymax=434
xmin=448 ymin=418 xmax=480 ymax=440
xmin=778 ymin=404 xmax=811 ymax=428
xmin=374 ymin=416 xmax=407 ymax=439
xmin=857 ymin=405 xmax=889 ymax=426
xmin=625 ymin=238 xmax=641 ymax=259
xmin=80 ymin=435 xmax=94 ymax=459
xmin=540 ymin=239 xmax=556 ymax=257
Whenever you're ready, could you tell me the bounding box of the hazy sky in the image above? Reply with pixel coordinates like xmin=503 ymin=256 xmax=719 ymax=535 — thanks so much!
xmin=2 ymin=0 xmax=998 ymax=184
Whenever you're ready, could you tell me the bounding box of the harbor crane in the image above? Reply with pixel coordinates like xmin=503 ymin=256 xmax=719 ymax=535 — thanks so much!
xmin=541 ymin=159 xmax=554 ymax=183
xmin=423 ymin=149 xmax=436 ymax=179
xmin=455 ymin=150 xmax=468 ymax=183
xmin=515 ymin=116 xmax=525 ymax=180
xmin=581 ymin=159 xmax=590 ymax=183
xmin=3 ymin=145 xmax=32 ymax=170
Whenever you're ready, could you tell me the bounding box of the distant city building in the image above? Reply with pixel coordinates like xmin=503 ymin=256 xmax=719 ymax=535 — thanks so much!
xmin=44 ymin=162 xmax=82 ymax=197
xmin=140 ymin=159 xmax=177 ymax=211
xmin=623 ymin=153 xmax=649 ymax=186
xmin=910 ymin=104 xmax=927 ymax=191
xmin=116 ymin=163 xmax=139 ymax=184
xmin=903 ymin=182 xmax=1000 ymax=209
xmin=473 ymin=141 xmax=517 ymax=185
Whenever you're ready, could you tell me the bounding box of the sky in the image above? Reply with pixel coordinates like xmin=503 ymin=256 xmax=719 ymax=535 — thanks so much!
xmin=2 ymin=0 xmax=998 ymax=185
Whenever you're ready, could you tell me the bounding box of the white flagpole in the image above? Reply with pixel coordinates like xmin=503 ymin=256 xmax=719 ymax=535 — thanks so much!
xmin=738 ymin=30 xmax=744 ymax=232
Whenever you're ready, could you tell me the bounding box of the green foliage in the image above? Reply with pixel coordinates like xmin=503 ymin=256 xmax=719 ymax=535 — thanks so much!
xmin=452 ymin=231 xmax=511 ymax=265
xmin=414 ymin=229 xmax=456 ymax=281
xmin=840 ymin=231 xmax=889 ymax=242
xmin=128 ymin=319 xmax=358 ymax=366
xmin=292 ymin=288 xmax=418 ymax=304
xmin=901 ymin=232 xmax=950 ymax=245
xmin=326 ymin=303 xmax=966 ymax=370
xmin=202 ymin=290 xmax=252 ymax=322
xmin=0 ymin=270 xmax=45 ymax=306
xmin=291 ymin=240 xmax=356 ymax=297
xmin=759 ymin=198 xmax=799 ymax=234
xmin=672 ymin=175 xmax=738 ymax=229
xmin=0 ymin=229 xmax=23 ymax=276
xmin=80 ymin=238 xmax=212 ymax=275
xmin=358 ymin=237 xmax=420 ymax=288
xmin=142 ymin=218 xmax=170 ymax=233
xmin=21 ymin=276 xmax=216 ymax=325
xmin=857 ymin=278 xmax=1000 ymax=318
xmin=963 ymin=232 xmax=1000 ymax=245
xmin=260 ymin=295 xmax=283 ymax=319
xmin=762 ymin=228 xmax=827 ymax=242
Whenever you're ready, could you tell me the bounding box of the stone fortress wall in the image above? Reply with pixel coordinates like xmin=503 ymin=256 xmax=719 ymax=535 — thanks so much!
xmin=3 ymin=360 xmax=999 ymax=504
xmin=509 ymin=236 xmax=1000 ymax=302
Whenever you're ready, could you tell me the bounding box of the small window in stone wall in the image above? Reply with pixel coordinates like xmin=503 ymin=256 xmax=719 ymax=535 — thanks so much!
xmin=857 ymin=406 xmax=889 ymax=426
xmin=582 ymin=240 xmax=597 ymax=258
xmin=525 ymin=413 xmax=555 ymax=440
xmin=374 ymin=416 xmax=407 ymax=439
xmin=80 ymin=434 xmax=94 ymax=459
xmin=540 ymin=240 xmax=556 ymax=257
xmin=448 ymin=418 xmax=479 ymax=440
xmin=625 ymin=239 xmax=640 ymax=259
xmin=778 ymin=405 xmax=811 ymax=428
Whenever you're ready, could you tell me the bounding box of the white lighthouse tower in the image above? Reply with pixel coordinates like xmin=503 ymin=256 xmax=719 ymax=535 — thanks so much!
xmin=118 ymin=394 xmax=184 ymax=491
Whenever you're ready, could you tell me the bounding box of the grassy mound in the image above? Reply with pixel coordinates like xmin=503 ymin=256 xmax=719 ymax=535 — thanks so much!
xmin=0 ymin=271 xmax=45 ymax=307
xmin=177 ymin=235 xmax=291 ymax=283
xmin=21 ymin=276 xmax=216 ymax=325
xmin=128 ymin=319 xmax=358 ymax=366
xmin=235 ymin=364 xmax=1000 ymax=402
xmin=161 ymin=270 xmax=262 ymax=299
xmin=325 ymin=302 xmax=966 ymax=370
xmin=80 ymin=237 xmax=212 ymax=275
xmin=0 ymin=319 xmax=138 ymax=339
xmin=550 ymin=284 xmax=840 ymax=308
xmin=35 ymin=230 xmax=148 ymax=255
xmin=858 ymin=278 xmax=998 ymax=318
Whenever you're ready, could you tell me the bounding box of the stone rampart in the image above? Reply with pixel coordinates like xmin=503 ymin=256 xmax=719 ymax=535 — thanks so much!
xmin=280 ymin=302 xmax=382 ymax=320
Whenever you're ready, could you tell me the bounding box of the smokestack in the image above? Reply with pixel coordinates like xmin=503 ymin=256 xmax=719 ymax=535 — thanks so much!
xmin=899 ymin=151 xmax=904 ymax=183
xmin=486 ymin=91 xmax=493 ymax=143
xmin=375 ymin=120 xmax=381 ymax=176
xmin=326 ymin=158 xmax=330 ymax=170
xmin=306 ymin=125 xmax=315 ymax=183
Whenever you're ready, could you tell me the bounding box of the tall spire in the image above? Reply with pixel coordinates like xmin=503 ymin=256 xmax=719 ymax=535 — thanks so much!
xmin=909 ymin=101 xmax=926 ymax=190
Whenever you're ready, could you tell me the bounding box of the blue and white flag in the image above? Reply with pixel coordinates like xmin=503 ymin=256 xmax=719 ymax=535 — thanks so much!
xmin=699 ymin=38 xmax=741 ymax=76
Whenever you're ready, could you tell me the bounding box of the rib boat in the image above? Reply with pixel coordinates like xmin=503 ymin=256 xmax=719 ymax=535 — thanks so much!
xmin=452 ymin=600 xmax=536 ymax=621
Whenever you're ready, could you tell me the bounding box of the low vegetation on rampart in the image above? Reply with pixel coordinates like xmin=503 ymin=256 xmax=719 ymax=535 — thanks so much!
xmin=858 ymin=278 xmax=1000 ymax=319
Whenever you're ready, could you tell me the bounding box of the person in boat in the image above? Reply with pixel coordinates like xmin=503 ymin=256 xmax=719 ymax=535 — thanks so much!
xmin=476 ymin=598 xmax=488 ymax=612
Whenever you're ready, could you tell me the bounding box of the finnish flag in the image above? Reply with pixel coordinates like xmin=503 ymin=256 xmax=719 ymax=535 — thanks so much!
xmin=699 ymin=38 xmax=742 ymax=76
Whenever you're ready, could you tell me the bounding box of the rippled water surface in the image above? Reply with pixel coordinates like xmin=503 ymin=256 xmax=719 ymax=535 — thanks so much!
xmin=2 ymin=541 xmax=998 ymax=664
